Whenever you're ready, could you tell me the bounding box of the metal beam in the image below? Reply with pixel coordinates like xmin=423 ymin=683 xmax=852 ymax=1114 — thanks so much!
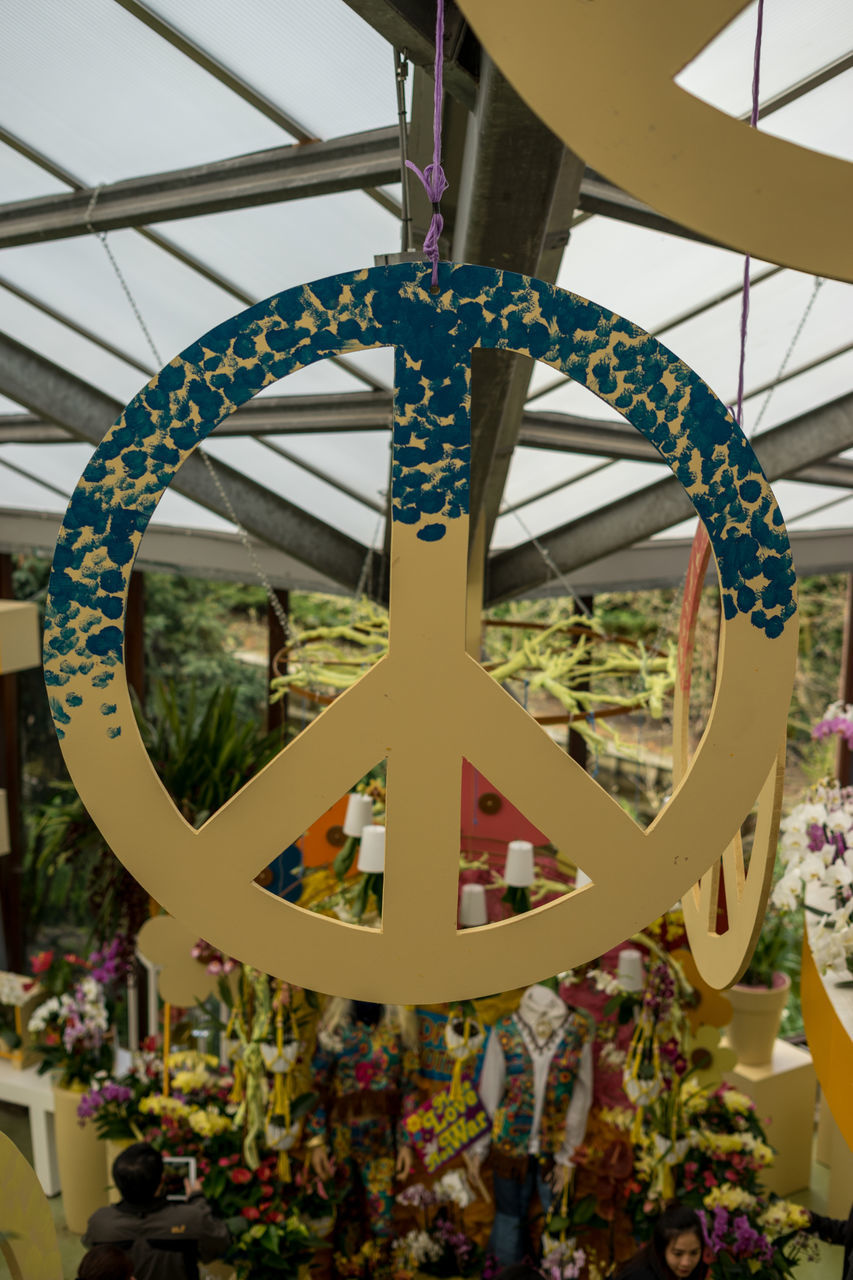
xmin=487 ymin=389 xmax=853 ymax=602
xmin=576 ymin=171 xmax=720 ymax=246
xmin=341 ymin=0 xmax=479 ymax=111
xmin=517 ymin=409 xmax=853 ymax=492
xmin=0 ymin=125 xmax=390 ymax=394
xmin=751 ymin=51 xmax=853 ymax=122
xmin=112 ymin=0 xmax=400 ymax=219
xmin=0 ymin=332 xmax=371 ymax=592
xmin=0 ymin=128 xmax=401 ymax=249
xmin=449 ymin=55 xmax=583 ymax=551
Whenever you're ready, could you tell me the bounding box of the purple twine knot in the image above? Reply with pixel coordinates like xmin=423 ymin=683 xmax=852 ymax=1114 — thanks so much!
xmin=405 ymin=160 xmax=448 ymax=286
xmin=408 ymin=0 xmax=448 ymax=289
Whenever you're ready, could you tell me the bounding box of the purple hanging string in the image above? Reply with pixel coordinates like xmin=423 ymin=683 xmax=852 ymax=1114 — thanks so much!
xmin=405 ymin=0 xmax=448 ymax=288
xmin=732 ymin=0 xmax=765 ymax=429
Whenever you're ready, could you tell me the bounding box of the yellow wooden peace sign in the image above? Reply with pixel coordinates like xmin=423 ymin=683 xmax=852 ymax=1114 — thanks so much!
xmin=457 ymin=0 xmax=853 ymax=283
xmin=44 ymin=263 xmax=798 ymax=1003
xmin=673 ymin=524 xmax=787 ymax=990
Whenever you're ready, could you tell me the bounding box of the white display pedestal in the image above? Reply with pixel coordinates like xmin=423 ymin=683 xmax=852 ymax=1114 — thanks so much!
xmin=723 ymin=1038 xmax=816 ymax=1196
xmin=0 ymin=1058 xmax=60 ymax=1195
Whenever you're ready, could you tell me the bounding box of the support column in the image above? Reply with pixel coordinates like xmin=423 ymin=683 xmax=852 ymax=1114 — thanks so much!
xmin=266 ymin=590 xmax=289 ymax=739
xmin=0 ymin=554 xmax=24 ymax=970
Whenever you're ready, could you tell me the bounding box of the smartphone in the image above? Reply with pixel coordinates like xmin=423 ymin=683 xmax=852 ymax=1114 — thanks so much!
xmin=162 ymin=1155 xmax=197 ymax=1201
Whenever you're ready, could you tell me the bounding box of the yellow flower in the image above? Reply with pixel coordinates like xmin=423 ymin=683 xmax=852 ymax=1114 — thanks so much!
xmin=721 ymin=1088 xmax=754 ymax=1115
xmin=703 ymin=1184 xmax=757 ymax=1212
xmin=139 ymin=1095 xmax=189 ymax=1119
xmin=187 ymin=1107 xmax=233 ymax=1138
xmin=167 ymin=1050 xmax=219 ymax=1069
xmin=759 ymin=1201 xmax=810 ymax=1236
xmin=171 ymin=1069 xmax=210 ymax=1093
xmin=598 ymin=1107 xmax=634 ymax=1131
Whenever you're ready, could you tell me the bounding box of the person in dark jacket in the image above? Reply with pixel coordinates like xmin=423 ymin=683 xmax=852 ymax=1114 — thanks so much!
xmin=616 ymin=1205 xmax=708 ymax=1280
xmin=77 ymin=1245 xmax=135 ymax=1279
xmin=805 ymin=1204 xmax=853 ymax=1280
xmin=82 ymin=1142 xmax=230 ymax=1280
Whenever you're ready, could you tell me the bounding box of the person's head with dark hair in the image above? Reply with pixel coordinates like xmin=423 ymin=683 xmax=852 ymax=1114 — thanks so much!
xmin=112 ymin=1141 xmax=163 ymax=1205
xmin=650 ymin=1204 xmax=706 ymax=1280
xmin=77 ymin=1244 xmax=135 ymax=1280
xmin=493 ymin=1265 xmax=543 ymax=1280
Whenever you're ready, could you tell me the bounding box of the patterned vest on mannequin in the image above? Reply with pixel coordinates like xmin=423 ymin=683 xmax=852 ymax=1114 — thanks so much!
xmin=490 ymin=1011 xmax=589 ymax=1158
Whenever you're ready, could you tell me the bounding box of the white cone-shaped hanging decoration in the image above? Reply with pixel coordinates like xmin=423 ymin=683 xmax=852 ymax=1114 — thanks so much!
xmin=504 ymin=839 xmax=534 ymax=888
xmin=574 ymin=868 xmax=592 ymax=889
xmin=357 ymin=824 xmax=386 ymax=873
xmin=616 ymin=947 xmax=645 ymax=993
xmin=459 ymin=883 xmax=488 ymax=927
xmin=343 ymin=792 xmax=373 ymax=838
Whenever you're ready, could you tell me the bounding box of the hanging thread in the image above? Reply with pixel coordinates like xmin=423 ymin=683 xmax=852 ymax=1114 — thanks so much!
xmin=405 ymin=0 xmax=449 ymax=289
xmin=85 ymin=187 xmax=292 ymax=639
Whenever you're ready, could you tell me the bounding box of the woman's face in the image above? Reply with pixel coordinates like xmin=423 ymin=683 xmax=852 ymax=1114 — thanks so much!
xmin=664 ymin=1231 xmax=702 ymax=1278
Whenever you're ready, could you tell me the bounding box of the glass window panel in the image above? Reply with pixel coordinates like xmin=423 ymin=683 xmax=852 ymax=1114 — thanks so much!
xmin=2 ymin=0 xmax=289 ymax=185
xmin=676 ymin=0 xmax=853 ymax=118
xmin=143 ymin=0 xmax=405 ymax=142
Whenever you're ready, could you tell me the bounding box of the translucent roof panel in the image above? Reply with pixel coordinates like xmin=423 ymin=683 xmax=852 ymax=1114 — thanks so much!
xmin=0 ymin=396 xmax=28 ymax=415
xmin=150 ymin=487 xmax=236 ymax=533
xmin=0 ymin=465 xmax=68 ymax=512
xmin=2 ymin=0 xmax=289 ymax=185
xmin=152 ymin=190 xmax=401 ymax=309
xmin=550 ymin=216 xmax=753 ymax=340
xmin=745 ymin=349 xmax=853 ymax=436
xmin=759 ymin=70 xmax=853 ymax=163
xmin=203 ymin=437 xmax=381 ymax=545
xmin=0 ymin=442 xmax=90 ymax=497
xmin=0 ymin=141 xmax=71 ymax=202
xmin=144 ymin=0 xmax=406 ymax=142
xmin=492 ymin=459 xmax=665 ymax=551
xmin=501 ymin=447 xmax=612 ymax=512
xmin=0 ymin=283 xmax=148 ymax=404
xmin=676 ymin=0 xmax=853 ymax=118
xmin=267 ymin=430 xmax=391 ymax=510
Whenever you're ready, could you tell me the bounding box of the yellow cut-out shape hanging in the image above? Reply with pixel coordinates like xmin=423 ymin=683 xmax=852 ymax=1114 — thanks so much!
xmin=0 ymin=1131 xmax=62 ymax=1280
xmin=673 ymin=525 xmax=787 ymax=990
xmin=457 ymin=0 xmax=853 ymax=283
xmin=44 ymin=264 xmax=797 ymax=1003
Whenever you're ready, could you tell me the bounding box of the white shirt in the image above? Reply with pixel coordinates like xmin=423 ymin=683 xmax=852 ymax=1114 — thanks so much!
xmin=476 ymin=986 xmax=593 ymax=1167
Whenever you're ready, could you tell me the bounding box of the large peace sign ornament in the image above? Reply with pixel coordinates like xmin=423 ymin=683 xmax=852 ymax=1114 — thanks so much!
xmin=457 ymin=0 xmax=853 ymax=283
xmin=44 ymin=263 xmax=797 ymax=1003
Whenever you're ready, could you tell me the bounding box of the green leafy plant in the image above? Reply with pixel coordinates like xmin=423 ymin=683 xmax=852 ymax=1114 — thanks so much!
xmin=739 ymin=903 xmax=798 ymax=989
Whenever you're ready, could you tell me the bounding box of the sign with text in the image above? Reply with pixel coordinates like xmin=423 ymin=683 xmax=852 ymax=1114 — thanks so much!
xmin=404 ymin=1077 xmax=489 ymax=1173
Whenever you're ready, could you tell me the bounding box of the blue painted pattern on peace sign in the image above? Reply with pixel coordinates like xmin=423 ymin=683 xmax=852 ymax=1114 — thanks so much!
xmin=45 ymin=262 xmax=795 ymax=743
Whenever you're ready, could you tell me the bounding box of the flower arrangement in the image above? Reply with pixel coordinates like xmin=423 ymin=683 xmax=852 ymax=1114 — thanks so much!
xmin=772 ymin=780 xmax=853 ymax=977
xmin=392 ymin=1173 xmax=483 ymax=1279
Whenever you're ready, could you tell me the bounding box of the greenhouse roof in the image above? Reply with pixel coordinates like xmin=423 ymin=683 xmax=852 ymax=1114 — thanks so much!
xmin=1 ymin=0 xmax=852 ymax=601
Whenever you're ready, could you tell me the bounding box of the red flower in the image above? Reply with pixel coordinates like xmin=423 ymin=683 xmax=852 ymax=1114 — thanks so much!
xmin=230 ymin=1167 xmax=252 ymax=1185
xmin=256 ymin=1164 xmax=273 ymax=1182
xmin=218 ymin=1157 xmax=232 ymax=1168
xmin=30 ymin=950 xmax=54 ymax=975
xmin=265 ymin=1209 xmax=284 ymax=1224
xmin=260 ymin=1182 xmax=274 ymax=1199
xmin=354 ymin=1060 xmax=377 ymax=1087
xmin=241 ymin=1206 xmax=261 ymax=1220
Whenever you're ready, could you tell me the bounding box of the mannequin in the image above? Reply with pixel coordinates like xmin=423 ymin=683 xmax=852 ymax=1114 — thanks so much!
xmin=473 ymin=982 xmax=593 ymax=1267
xmin=305 ymin=999 xmax=419 ymax=1251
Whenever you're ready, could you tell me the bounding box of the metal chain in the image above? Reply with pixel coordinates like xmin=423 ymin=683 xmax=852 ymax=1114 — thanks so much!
xmin=505 ymin=505 xmax=594 ymax=620
xmin=748 ymin=275 xmax=825 ymax=437
xmin=85 ymin=186 xmax=291 ymax=638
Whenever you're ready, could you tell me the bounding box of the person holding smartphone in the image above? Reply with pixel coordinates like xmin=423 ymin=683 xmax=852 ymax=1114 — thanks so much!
xmin=83 ymin=1142 xmax=230 ymax=1280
